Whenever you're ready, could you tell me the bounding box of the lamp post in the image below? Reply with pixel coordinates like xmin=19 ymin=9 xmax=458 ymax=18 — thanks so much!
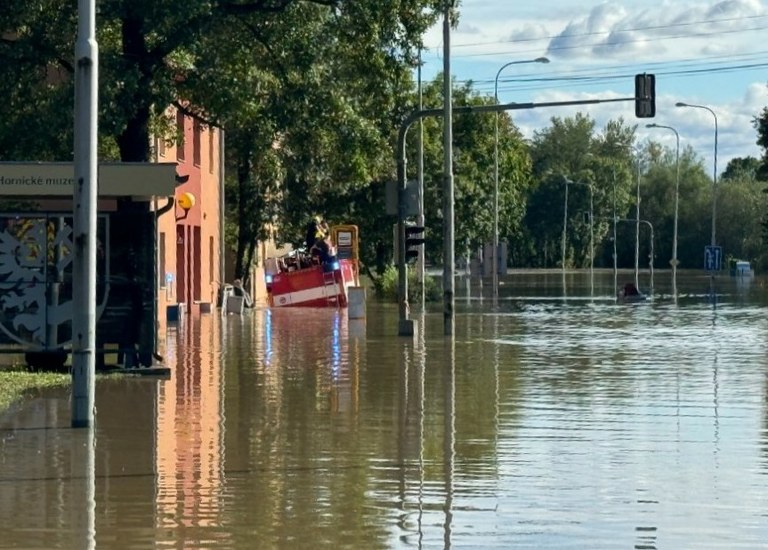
xmin=442 ymin=0 xmax=454 ymax=335
xmin=676 ymin=102 xmax=718 ymax=250
xmin=632 ymin=151 xmax=643 ymax=289
xmin=617 ymin=218 xmax=655 ymax=294
xmin=493 ymin=56 xmax=549 ymax=298
xmin=646 ymin=123 xmax=680 ymax=298
xmin=561 ymin=177 xmax=569 ymax=273
xmin=612 ymin=169 xmax=617 ymax=298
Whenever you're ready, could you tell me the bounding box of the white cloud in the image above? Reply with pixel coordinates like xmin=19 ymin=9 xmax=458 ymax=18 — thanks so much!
xmin=547 ymin=3 xmax=631 ymax=59
xmin=430 ymin=0 xmax=768 ymax=66
xmin=511 ymin=81 xmax=767 ymax=170
xmin=420 ymin=0 xmax=768 ymax=173
xmin=418 ymin=0 xmax=768 ymax=180
xmin=507 ymin=24 xmax=551 ymax=43
xmin=659 ymin=81 xmax=768 ymax=168
xmin=543 ymin=0 xmax=768 ymax=63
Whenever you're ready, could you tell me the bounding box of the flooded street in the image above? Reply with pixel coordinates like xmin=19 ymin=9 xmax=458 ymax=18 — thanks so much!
xmin=2 ymin=270 xmax=768 ymax=548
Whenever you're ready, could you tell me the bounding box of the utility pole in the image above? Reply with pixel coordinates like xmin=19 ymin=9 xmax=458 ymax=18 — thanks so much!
xmin=442 ymin=1 xmax=454 ymax=336
xmin=72 ymin=0 xmax=99 ymax=428
xmin=635 ymin=156 xmax=641 ymax=289
xmin=417 ymin=49 xmax=425 ymax=310
xmin=612 ymin=169 xmax=618 ymax=299
xmin=493 ymin=57 xmax=549 ymax=300
xmin=646 ymin=123 xmax=679 ymax=299
xmin=561 ymin=180 xmax=569 ymax=274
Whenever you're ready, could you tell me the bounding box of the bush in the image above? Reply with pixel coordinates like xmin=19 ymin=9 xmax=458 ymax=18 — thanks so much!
xmin=372 ymin=265 xmax=441 ymax=302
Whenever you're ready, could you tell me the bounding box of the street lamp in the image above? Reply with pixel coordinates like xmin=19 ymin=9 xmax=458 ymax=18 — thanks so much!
xmin=675 ymin=102 xmax=718 ymax=250
xmin=493 ymin=56 xmax=549 ymax=298
xmin=635 ymin=150 xmax=643 ymax=288
xmin=646 ymin=123 xmax=680 ymax=297
xmin=617 ymin=218 xmax=655 ymax=295
xmin=612 ymin=169 xmax=617 ymax=298
xmin=561 ymin=177 xmax=569 ymax=273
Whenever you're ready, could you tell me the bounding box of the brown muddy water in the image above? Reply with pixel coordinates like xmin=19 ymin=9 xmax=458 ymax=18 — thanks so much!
xmin=1 ymin=270 xmax=767 ymax=549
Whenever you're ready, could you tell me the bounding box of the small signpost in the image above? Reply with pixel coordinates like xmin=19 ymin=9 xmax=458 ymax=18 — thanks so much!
xmin=704 ymin=245 xmax=722 ymax=271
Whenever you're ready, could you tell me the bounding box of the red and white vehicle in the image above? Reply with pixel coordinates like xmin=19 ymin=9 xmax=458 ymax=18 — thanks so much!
xmin=264 ymin=225 xmax=360 ymax=308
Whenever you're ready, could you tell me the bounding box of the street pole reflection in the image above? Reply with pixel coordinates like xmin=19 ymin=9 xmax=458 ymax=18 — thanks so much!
xmin=494 ymin=308 xmax=500 ymax=469
xmin=71 ymin=426 xmax=96 ymax=550
xmin=416 ymin=311 xmax=426 ymax=548
xmin=713 ymin=349 xmax=720 ymax=468
xmin=397 ymin=311 xmax=426 ymax=546
xmin=562 ymin=269 xmax=567 ymax=304
xmin=442 ymin=336 xmax=455 ymax=548
xmin=397 ymin=328 xmax=410 ymax=533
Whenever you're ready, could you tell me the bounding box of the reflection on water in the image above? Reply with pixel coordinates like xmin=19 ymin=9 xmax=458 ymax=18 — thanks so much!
xmin=1 ymin=271 xmax=767 ymax=548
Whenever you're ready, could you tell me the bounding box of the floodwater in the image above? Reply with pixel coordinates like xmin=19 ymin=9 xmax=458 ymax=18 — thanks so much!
xmin=1 ymin=270 xmax=768 ymax=549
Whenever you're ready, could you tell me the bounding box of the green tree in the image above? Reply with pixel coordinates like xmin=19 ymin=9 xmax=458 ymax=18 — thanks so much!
xmin=0 ymin=2 xmax=76 ymax=161
xmin=182 ymin=2 xmax=444 ymax=279
xmin=717 ymin=177 xmax=768 ymax=269
xmin=409 ymin=75 xmax=533 ymax=268
xmin=753 ymin=106 xmax=768 ymax=180
xmin=639 ymin=143 xmax=711 ymax=270
xmin=1 ymin=0 xmax=444 ymax=282
xmin=721 ymin=156 xmax=762 ymax=183
xmin=526 ymin=114 xmax=637 ymax=268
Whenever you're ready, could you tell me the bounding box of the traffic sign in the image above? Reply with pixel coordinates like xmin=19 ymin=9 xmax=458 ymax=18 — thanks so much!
xmin=704 ymin=245 xmax=722 ymax=271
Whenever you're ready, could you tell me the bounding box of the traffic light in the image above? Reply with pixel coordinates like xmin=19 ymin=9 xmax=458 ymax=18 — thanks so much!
xmin=404 ymin=225 xmax=425 ymax=262
xmin=634 ymin=73 xmax=656 ymax=118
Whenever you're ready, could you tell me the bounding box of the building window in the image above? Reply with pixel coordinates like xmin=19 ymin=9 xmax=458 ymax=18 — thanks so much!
xmin=209 ymin=236 xmax=215 ymax=283
xmin=193 ymin=226 xmax=202 ymax=301
xmin=158 ymin=137 xmax=166 ymax=158
xmin=208 ymin=128 xmax=215 ymax=173
xmin=159 ymin=232 xmax=166 ymax=288
xmin=193 ymin=119 xmax=201 ymax=166
xmin=176 ymin=111 xmax=185 ymax=162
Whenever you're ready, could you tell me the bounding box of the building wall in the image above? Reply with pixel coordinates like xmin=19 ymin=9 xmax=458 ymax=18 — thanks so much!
xmin=155 ymin=108 xmax=222 ymax=326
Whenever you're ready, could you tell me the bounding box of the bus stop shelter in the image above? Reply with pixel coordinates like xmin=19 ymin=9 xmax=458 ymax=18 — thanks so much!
xmin=0 ymin=162 xmax=177 ymax=370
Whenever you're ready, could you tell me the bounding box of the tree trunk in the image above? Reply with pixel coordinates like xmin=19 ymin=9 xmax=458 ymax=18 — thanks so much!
xmin=117 ymin=15 xmax=152 ymax=163
xmin=243 ymin=240 xmax=257 ymax=288
xmin=117 ymin=104 xmax=151 ymax=162
xmin=234 ymin=154 xmax=252 ymax=280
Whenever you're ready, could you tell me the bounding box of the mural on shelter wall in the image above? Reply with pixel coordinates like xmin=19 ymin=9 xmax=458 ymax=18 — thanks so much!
xmin=0 ymin=214 xmax=109 ymax=349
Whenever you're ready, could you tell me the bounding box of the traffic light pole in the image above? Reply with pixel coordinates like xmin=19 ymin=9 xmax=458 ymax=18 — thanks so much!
xmin=396 ymin=93 xmax=649 ymax=336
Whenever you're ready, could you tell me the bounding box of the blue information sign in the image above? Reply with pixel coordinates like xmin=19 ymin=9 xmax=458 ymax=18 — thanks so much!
xmin=704 ymin=245 xmax=722 ymax=271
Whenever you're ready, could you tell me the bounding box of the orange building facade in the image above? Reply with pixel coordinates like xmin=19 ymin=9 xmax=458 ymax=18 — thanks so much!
xmin=0 ymin=108 xmax=224 ymax=368
xmin=155 ymin=109 xmax=223 ymax=331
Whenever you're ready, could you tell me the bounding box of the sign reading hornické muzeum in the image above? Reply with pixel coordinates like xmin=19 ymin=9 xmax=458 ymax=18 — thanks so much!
xmin=0 ymin=162 xmax=178 ymax=197
xmin=0 ymin=175 xmax=75 ymax=187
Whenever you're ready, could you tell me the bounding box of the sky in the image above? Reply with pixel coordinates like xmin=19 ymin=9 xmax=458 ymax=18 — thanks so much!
xmin=420 ymin=0 xmax=768 ymax=174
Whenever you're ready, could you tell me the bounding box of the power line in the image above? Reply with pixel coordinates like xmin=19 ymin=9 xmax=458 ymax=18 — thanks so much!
xmin=494 ymin=61 xmax=768 ymax=94
xmin=450 ymin=12 xmax=768 ymax=50
xmin=418 ymin=10 xmax=768 ymax=99
xmin=455 ymin=23 xmax=768 ymax=60
xmin=433 ymin=49 xmax=768 ymax=95
xmin=467 ymin=49 xmax=768 ymax=86
xmin=424 ymin=11 xmax=768 ymax=67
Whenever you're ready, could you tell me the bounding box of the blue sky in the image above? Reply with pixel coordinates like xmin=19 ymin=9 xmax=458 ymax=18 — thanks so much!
xmin=420 ymin=0 xmax=768 ymax=172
